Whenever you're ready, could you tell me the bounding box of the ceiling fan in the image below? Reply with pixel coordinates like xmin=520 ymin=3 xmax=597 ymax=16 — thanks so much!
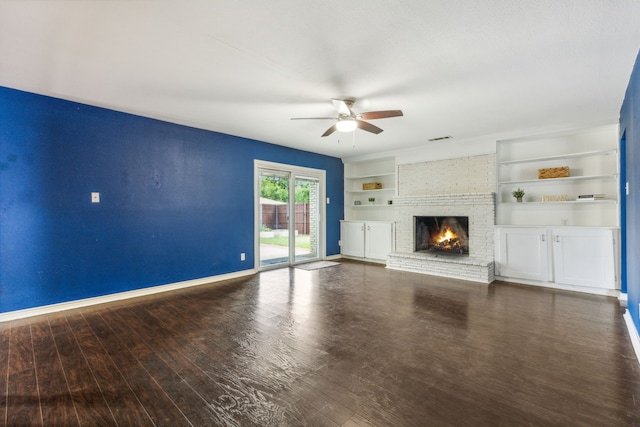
xmin=291 ymin=99 xmax=403 ymax=137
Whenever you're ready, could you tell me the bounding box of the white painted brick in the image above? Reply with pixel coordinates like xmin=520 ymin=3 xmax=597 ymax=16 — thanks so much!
xmin=389 ymin=154 xmax=496 ymax=283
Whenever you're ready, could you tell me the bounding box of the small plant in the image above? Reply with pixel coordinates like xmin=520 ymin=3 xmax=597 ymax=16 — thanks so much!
xmin=512 ymin=188 xmax=525 ymax=201
xmin=368 ymin=197 xmax=376 ymax=203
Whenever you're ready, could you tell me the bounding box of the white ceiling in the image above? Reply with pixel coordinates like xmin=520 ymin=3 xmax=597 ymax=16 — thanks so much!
xmin=2 ymin=1 xmax=640 ymax=159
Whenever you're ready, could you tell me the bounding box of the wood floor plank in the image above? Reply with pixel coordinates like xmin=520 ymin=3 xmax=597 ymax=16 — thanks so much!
xmin=2 ymin=260 xmax=640 ymax=426
xmin=49 ymin=316 xmax=116 ymax=426
xmin=81 ymin=310 xmax=192 ymax=427
xmin=65 ymin=313 xmax=154 ymax=426
xmin=30 ymin=322 xmax=79 ymax=426
xmin=128 ymin=301 xmax=297 ymax=426
xmin=0 ymin=326 xmax=10 ymax=427
xmin=6 ymin=324 xmax=42 ymax=426
xmin=103 ymin=306 xmax=218 ymax=426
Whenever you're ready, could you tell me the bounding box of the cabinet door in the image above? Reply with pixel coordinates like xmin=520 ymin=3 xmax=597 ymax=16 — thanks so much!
xmin=365 ymin=222 xmax=394 ymax=261
xmin=552 ymin=228 xmax=616 ymax=289
xmin=340 ymin=221 xmax=365 ymax=257
xmin=496 ymin=228 xmax=550 ymax=281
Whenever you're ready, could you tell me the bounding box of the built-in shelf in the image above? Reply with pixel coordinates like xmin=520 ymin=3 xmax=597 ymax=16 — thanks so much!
xmin=496 ymin=125 xmax=620 ymax=227
xmin=344 ymin=156 xmax=397 ymax=222
xmin=351 ymin=204 xmax=396 ymax=208
xmin=495 ymin=125 xmax=621 ymax=295
xmin=504 ymin=199 xmax=617 ymax=206
xmin=498 ymin=174 xmax=618 ymax=186
xmin=345 ymin=172 xmax=395 ymax=179
xmin=498 ymin=149 xmax=617 ymax=166
xmin=346 ymin=188 xmax=396 ymax=194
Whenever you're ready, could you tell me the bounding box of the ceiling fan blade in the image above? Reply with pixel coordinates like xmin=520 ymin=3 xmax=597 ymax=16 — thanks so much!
xmin=356 ymin=120 xmax=383 ymax=134
xmin=332 ymin=99 xmax=353 ymax=116
xmin=290 ymin=117 xmax=335 ymax=120
xmin=357 ymin=110 xmax=403 ymax=120
xmin=321 ymin=124 xmax=338 ymax=137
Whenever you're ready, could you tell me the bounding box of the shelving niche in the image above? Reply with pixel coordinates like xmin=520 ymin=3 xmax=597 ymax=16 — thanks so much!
xmin=496 ymin=125 xmax=619 ymax=227
xmin=344 ymin=157 xmax=397 ymax=221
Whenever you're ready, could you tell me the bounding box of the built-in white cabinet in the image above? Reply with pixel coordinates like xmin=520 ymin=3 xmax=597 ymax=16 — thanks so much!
xmin=340 ymin=220 xmax=394 ymax=263
xmin=495 ymin=125 xmax=620 ymax=295
xmin=496 ymin=227 xmax=550 ymax=282
xmin=340 ymin=221 xmax=366 ymax=257
xmin=342 ymin=156 xmax=397 ymax=263
xmin=496 ymin=226 xmax=618 ymax=294
xmin=365 ymin=222 xmax=395 ymax=261
xmin=551 ymin=228 xmax=616 ymax=289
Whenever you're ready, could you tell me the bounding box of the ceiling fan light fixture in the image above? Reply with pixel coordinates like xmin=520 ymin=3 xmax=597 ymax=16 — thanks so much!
xmin=336 ymin=118 xmax=357 ymax=133
xmin=291 ymin=98 xmax=402 ymax=137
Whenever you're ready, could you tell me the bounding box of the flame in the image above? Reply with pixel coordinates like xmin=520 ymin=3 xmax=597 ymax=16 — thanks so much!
xmin=438 ymin=227 xmax=456 ymax=243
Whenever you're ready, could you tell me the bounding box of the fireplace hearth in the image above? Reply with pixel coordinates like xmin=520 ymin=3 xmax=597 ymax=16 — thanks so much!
xmin=415 ymin=216 xmax=469 ymax=255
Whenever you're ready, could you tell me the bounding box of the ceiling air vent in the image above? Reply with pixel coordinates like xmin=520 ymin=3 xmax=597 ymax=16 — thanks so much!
xmin=428 ymin=136 xmax=452 ymax=142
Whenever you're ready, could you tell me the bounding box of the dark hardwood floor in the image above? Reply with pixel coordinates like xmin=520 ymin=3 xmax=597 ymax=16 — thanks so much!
xmin=1 ymin=260 xmax=639 ymax=426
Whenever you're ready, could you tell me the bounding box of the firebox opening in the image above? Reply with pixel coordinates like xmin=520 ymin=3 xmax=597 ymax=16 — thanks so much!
xmin=414 ymin=216 xmax=469 ymax=256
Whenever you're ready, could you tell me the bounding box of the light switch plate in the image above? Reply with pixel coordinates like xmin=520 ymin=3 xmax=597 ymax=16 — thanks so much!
xmin=91 ymin=192 xmax=100 ymax=203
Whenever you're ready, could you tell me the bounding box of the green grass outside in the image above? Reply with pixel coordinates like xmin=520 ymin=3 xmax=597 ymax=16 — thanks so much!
xmin=260 ymin=235 xmax=310 ymax=249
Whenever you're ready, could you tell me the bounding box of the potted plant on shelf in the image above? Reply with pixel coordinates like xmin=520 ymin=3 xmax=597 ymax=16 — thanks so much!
xmin=512 ymin=188 xmax=525 ymax=203
xmin=368 ymin=197 xmax=376 ymax=205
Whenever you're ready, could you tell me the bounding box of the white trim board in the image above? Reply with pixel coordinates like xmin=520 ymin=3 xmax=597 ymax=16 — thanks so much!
xmin=623 ymin=310 xmax=640 ymax=366
xmin=0 ymin=269 xmax=256 ymax=322
xmin=494 ymin=275 xmax=621 ymax=298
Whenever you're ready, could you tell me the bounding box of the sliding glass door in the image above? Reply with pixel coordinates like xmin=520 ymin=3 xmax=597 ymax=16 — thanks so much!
xmin=256 ymin=162 xmax=325 ymax=269
xmin=258 ymin=169 xmax=291 ymax=267
xmin=294 ymin=176 xmax=319 ymax=263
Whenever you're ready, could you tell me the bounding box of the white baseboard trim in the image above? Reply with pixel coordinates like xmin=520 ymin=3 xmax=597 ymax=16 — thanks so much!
xmin=325 ymin=254 xmax=343 ymax=261
xmin=0 ymin=269 xmax=257 ymax=323
xmin=495 ymin=275 xmax=620 ymax=298
xmin=623 ymin=310 xmax=640 ymax=366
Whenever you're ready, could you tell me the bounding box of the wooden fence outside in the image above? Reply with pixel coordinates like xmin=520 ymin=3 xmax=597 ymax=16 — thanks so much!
xmin=261 ymin=203 xmax=310 ymax=234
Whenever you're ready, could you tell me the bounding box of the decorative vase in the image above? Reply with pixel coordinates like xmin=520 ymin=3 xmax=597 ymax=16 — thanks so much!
xmin=516 ymin=197 xmax=523 ymax=203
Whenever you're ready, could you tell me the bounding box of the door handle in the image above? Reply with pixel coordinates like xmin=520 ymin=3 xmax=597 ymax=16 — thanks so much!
xmin=541 ymin=234 xmax=545 ymax=242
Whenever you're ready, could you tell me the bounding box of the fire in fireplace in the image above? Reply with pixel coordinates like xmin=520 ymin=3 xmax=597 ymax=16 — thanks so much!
xmin=414 ymin=216 xmax=469 ymax=255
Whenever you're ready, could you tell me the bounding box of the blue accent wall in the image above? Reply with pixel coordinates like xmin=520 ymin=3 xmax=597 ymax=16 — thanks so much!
xmin=620 ymin=133 xmax=627 ymax=294
xmin=620 ymin=50 xmax=640 ymax=332
xmin=0 ymin=86 xmax=344 ymax=313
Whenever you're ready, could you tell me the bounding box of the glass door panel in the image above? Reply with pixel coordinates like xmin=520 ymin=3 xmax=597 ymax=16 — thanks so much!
xmin=259 ymin=169 xmax=290 ymax=268
xmin=294 ymin=176 xmax=320 ymax=263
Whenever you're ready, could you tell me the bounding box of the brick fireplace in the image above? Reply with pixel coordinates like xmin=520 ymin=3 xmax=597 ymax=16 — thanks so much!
xmin=386 ymin=154 xmax=496 ymax=283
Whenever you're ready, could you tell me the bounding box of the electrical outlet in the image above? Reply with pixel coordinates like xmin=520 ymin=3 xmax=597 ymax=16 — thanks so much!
xmin=240 ymin=253 xmax=245 ymax=261
xmin=338 ymin=240 xmax=341 ymax=246
xmin=326 ymin=197 xmax=330 ymax=204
